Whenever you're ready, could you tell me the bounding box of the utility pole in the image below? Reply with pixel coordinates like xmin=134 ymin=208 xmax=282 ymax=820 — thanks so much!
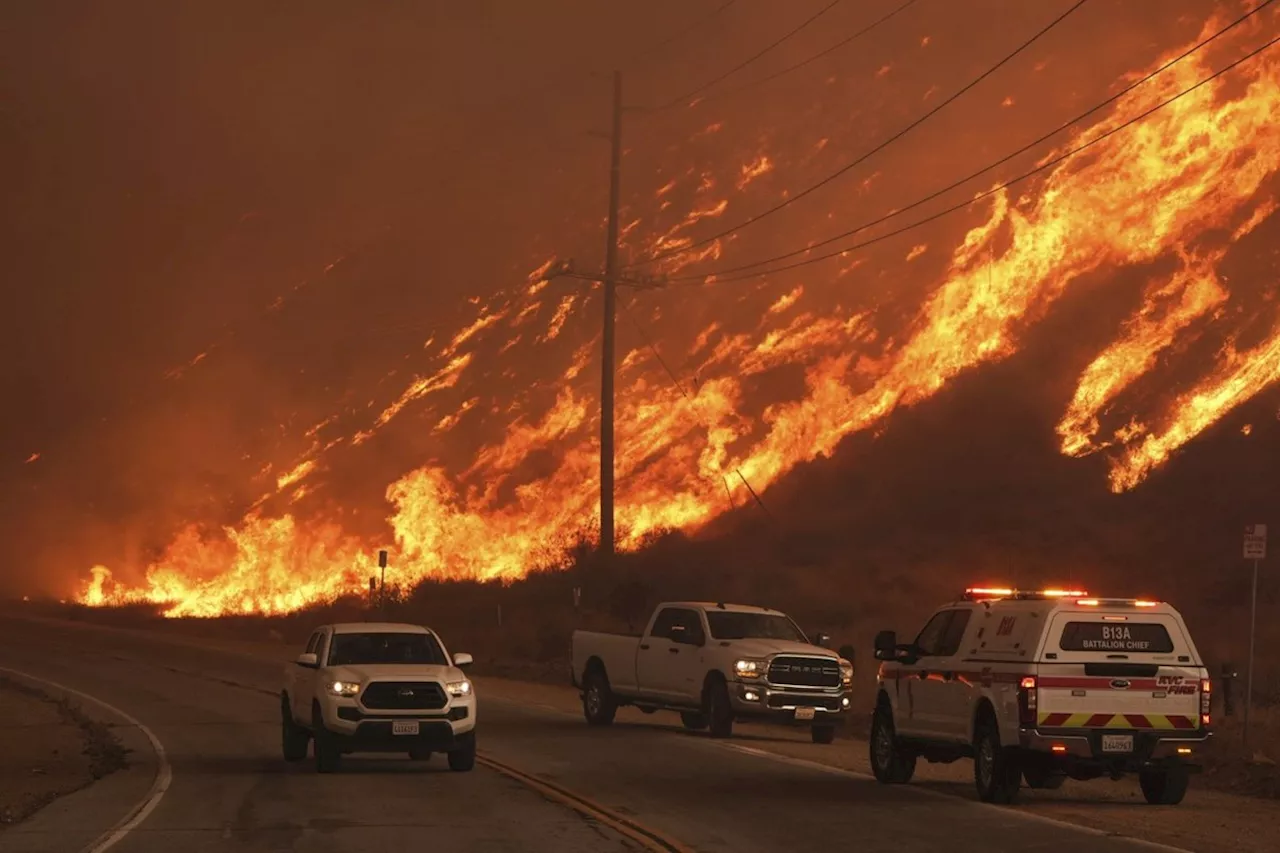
xmin=601 ymin=69 xmax=622 ymax=562
xmin=541 ymin=70 xmax=666 ymax=565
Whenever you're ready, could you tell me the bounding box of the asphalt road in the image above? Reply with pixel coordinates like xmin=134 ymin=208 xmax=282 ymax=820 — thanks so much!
xmin=0 ymin=617 xmax=1185 ymax=853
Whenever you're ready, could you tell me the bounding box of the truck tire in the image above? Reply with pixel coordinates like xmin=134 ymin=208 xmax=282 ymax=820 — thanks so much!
xmin=705 ymin=678 xmax=733 ymax=739
xmin=281 ymin=696 xmax=309 ymax=762
xmin=448 ymin=732 xmax=476 ymax=772
xmin=312 ymin=705 xmax=341 ymax=774
xmin=582 ymin=668 xmax=617 ymax=726
xmin=811 ymin=725 xmax=837 ymax=745
xmin=869 ymin=703 xmax=916 ymax=784
xmin=1139 ymin=764 xmax=1190 ymax=805
xmin=680 ymin=711 xmax=708 ymax=731
xmin=973 ymin=717 xmax=1021 ymax=804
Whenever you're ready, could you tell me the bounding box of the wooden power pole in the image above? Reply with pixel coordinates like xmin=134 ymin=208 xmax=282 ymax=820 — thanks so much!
xmin=600 ymin=69 xmax=622 ymax=562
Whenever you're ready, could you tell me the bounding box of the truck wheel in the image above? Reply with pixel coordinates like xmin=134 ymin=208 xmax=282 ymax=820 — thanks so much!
xmin=811 ymin=725 xmax=837 ymax=745
xmin=1139 ymin=765 xmax=1190 ymax=805
xmin=869 ymin=704 xmax=916 ymax=784
xmin=680 ymin=711 xmax=708 ymax=731
xmin=706 ymin=679 xmax=733 ymax=739
xmin=1023 ymin=764 xmax=1066 ymax=790
xmin=582 ymin=669 xmax=617 ymax=726
xmin=448 ymin=732 xmax=476 ymax=772
xmin=973 ymin=719 xmax=1021 ymax=804
xmin=408 ymin=747 xmax=432 ymax=761
xmin=312 ymin=706 xmax=341 ymax=774
xmin=281 ymin=697 xmax=309 ymax=762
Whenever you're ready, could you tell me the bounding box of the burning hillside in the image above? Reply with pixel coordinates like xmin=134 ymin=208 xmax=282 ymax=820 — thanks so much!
xmin=77 ymin=3 xmax=1280 ymax=617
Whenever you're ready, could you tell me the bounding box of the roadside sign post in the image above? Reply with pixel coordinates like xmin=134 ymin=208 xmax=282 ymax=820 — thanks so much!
xmin=378 ymin=550 xmax=389 ymax=617
xmin=1243 ymin=524 xmax=1266 ymax=748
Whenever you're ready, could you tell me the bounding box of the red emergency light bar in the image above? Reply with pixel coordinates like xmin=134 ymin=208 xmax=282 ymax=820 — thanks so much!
xmin=962 ymin=587 xmax=1089 ymax=601
xmin=1076 ymin=597 xmax=1161 ymax=607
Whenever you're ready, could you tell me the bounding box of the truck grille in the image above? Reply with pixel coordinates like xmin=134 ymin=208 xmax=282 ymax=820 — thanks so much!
xmin=360 ymin=681 xmax=446 ymax=710
xmin=767 ymin=656 xmax=841 ymax=688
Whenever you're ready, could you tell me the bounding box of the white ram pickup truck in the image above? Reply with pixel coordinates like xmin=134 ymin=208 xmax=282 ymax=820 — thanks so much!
xmin=280 ymin=622 xmax=477 ymax=773
xmin=571 ymin=601 xmax=853 ymax=743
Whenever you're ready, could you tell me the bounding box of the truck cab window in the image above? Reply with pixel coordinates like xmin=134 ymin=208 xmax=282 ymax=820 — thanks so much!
xmin=913 ymin=611 xmax=954 ymax=657
xmin=650 ymin=608 xmax=679 ymax=640
xmin=935 ymin=609 xmax=972 ymax=657
xmin=668 ymin=609 xmax=704 ymax=646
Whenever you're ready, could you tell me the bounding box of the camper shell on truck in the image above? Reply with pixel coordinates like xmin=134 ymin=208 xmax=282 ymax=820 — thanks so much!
xmin=870 ymin=588 xmax=1211 ymax=805
xmin=572 ymin=602 xmax=853 ymax=743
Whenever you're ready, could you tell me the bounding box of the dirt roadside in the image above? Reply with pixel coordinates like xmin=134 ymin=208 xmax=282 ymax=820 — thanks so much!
xmin=0 ymin=677 xmax=127 ymax=829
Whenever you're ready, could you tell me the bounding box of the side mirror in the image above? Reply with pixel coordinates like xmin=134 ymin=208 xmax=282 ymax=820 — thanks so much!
xmin=453 ymin=652 xmax=473 ymax=668
xmin=873 ymin=630 xmax=897 ymax=661
xmin=813 ymin=631 xmax=831 ymax=648
xmin=295 ymin=652 xmax=319 ymax=668
xmin=838 ymin=644 xmax=856 ymax=663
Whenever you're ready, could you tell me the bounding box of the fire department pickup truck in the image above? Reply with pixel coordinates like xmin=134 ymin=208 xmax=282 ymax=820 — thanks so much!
xmin=280 ymin=622 xmax=477 ymax=773
xmin=571 ymin=602 xmax=853 ymax=743
xmin=870 ymin=588 xmax=1211 ymax=805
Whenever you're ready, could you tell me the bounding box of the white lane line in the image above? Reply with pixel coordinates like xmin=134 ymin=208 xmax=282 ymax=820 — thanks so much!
xmin=0 ymin=666 xmax=172 ymax=853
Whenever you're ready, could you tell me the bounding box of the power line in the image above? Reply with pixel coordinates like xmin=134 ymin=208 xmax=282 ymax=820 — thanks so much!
xmin=666 ymin=31 xmax=1280 ymax=286
xmin=624 ymin=0 xmax=741 ymax=70
xmin=627 ymin=0 xmax=1091 ymax=268
xmin=689 ymin=0 xmax=921 ymax=106
xmin=617 ymin=299 xmax=774 ymax=519
xmin=641 ymin=0 xmax=845 ymax=111
xmin=674 ymin=0 xmax=1276 ymax=281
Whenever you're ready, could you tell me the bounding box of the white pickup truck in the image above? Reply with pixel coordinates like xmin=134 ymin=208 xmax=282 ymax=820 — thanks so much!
xmin=571 ymin=601 xmax=853 ymax=743
xmin=870 ymin=588 xmax=1212 ymax=805
xmin=280 ymin=622 xmax=477 ymax=773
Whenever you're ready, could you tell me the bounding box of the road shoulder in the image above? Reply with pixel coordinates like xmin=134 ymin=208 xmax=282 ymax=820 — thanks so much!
xmin=0 ymin=670 xmax=157 ymax=853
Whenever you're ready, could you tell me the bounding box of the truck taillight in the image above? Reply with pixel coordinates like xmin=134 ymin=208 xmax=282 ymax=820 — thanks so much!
xmin=1017 ymin=676 xmax=1037 ymax=727
xmin=1200 ymin=678 xmax=1211 ymax=718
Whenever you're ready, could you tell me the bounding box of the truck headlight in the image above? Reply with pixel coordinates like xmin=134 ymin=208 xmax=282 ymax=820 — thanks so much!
xmin=446 ymin=679 xmax=472 ymax=697
xmin=327 ymin=680 xmax=360 ymax=697
xmin=734 ymin=659 xmax=765 ymax=679
xmin=839 ymin=659 xmax=853 ymax=687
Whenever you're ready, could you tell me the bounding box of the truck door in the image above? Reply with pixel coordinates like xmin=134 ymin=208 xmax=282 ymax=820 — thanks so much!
xmin=291 ymin=630 xmax=322 ymax=722
xmin=930 ymin=607 xmax=976 ymax=741
xmin=663 ymin=608 xmax=710 ymax=705
xmin=897 ymin=609 xmax=959 ymax=740
xmin=636 ymin=607 xmax=683 ymax=701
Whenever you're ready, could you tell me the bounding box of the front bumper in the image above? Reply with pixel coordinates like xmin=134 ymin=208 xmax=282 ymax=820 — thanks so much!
xmin=1020 ymin=727 xmax=1211 ymax=768
xmin=325 ymin=718 xmax=468 ymax=753
xmin=729 ymin=680 xmax=852 ymax=724
xmin=320 ymin=696 xmax=476 ymax=743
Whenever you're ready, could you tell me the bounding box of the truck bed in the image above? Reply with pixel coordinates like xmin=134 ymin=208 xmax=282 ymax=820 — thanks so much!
xmin=571 ymin=629 xmax=642 ymax=695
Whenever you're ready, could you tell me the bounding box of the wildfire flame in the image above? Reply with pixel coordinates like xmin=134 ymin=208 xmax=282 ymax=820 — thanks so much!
xmin=79 ymin=10 xmax=1280 ymax=616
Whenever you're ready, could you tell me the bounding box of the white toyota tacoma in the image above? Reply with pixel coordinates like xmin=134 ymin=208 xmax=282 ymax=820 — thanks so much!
xmin=572 ymin=601 xmax=853 ymax=742
xmin=281 ymin=622 xmax=477 ymax=773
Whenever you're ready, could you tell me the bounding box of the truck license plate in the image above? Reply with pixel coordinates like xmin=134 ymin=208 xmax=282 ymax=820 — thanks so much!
xmin=392 ymin=720 xmax=420 ymax=736
xmin=794 ymin=707 xmax=816 ymax=721
xmin=1101 ymin=734 xmax=1133 ymax=753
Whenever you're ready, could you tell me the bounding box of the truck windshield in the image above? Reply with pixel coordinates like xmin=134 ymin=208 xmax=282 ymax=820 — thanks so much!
xmin=327 ymin=632 xmax=448 ymax=666
xmin=705 ymin=611 xmax=805 ymax=642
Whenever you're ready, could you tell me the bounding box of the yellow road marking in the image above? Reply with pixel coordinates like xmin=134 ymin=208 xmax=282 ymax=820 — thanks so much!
xmin=477 ymin=753 xmax=694 ymax=853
